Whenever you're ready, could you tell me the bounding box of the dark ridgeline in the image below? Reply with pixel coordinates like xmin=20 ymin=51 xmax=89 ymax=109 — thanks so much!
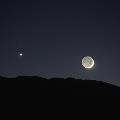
xmin=0 ymin=76 xmax=120 ymax=119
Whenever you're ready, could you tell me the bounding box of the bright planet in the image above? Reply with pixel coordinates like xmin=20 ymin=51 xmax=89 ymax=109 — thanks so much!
xmin=82 ymin=56 xmax=95 ymax=69
xmin=19 ymin=53 xmax=23 ymax=57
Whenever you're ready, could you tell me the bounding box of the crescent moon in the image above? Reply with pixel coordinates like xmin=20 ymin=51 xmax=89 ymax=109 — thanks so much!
xmin=82 ymin=56 xmax=95 ymax=69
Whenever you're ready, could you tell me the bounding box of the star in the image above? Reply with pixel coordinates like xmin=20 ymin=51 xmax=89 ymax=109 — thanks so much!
xmin=19 ymin=53 xmax=23 ymax=57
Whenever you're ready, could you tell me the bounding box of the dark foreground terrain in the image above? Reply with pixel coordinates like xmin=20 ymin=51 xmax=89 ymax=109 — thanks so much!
xmin=0 ymin=76 xmax=120 ymax=119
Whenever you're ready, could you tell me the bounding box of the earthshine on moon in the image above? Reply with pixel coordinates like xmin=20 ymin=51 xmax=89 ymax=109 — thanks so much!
xmin=82 ymin=56 xmax=95 ymax=69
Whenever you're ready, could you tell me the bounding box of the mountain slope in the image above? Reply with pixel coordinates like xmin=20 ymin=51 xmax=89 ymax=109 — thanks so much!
xmin=0 ymin=76 xmax=120 ymax=119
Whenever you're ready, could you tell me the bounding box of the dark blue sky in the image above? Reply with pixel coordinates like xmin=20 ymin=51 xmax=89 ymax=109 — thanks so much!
xmin=0 ymin=0 xmax=120 ymax=86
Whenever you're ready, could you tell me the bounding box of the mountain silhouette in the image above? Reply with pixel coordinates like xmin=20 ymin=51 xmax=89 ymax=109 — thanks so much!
xmin=0 ymin=76 xmax=120 ymax=119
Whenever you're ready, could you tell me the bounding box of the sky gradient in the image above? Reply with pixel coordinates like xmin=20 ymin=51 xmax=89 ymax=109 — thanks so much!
xmin=0 ymin=0 xmax=120 ymax=86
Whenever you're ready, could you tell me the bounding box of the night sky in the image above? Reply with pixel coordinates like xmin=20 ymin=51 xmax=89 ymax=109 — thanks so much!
xmin=0 ymin=0 xmax=120 ymax=86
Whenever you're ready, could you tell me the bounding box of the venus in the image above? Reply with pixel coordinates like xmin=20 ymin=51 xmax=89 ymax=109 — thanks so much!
xmin=19 ymin=53 xmax=23 ymax=57
xmin=82 ymin=56 xmax=95 ymax=69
